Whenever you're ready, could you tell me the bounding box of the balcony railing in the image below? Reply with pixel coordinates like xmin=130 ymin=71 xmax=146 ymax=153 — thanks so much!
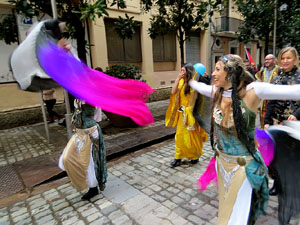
xmin=215 ymin=16 xmax=243 ymax=33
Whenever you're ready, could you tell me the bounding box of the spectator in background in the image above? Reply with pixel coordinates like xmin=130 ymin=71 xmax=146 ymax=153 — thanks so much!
xmin=264 ymin=48 xmax=300 ymax=128
xmin=243 ymin=59 xmax=257 ymax=76
xmin=42 ymin=88 xmax=62 ymax=123
xmin=255 ymin=54 xmax=280 ymax=128
xmin=202 ymin=72 xmax=212 ymax=83
xmin=255 ymin=54 xmax=279 ymax=82
xmin=264 ymin=47 xmax=300 ymax=196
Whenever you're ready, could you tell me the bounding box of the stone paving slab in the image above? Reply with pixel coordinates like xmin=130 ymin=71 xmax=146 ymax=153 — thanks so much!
xmin=121 ymin=194 xmax=191 ymax=225
xmin=0 ymin=100 xmax=171 ymax=165
xmin=1 ymin=139 xmax=300 ymax=225
xmin=0 ymin=100 xmax=173 ymax=200
xmin=0 ymin=126 xmax=55 ymax=167
xmin=0 ymin=120 xmax=175 ymax=200
xmin=1 ymin=99 xmax=300 ymax=224
xmin=0 ymin=100 xmax=170 ymax=167
xmin=102 ymin=175 xmax=140 ymax=204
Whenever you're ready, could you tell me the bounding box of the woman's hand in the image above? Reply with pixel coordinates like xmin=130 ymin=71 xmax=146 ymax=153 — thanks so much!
xmin=58 ymin=39 xmax=72 ymax=52
xmin=177 ymin=71 xmax=185 ymax=81
xmin=264 ymin=124 xmax=270 ymax=129
xmin=171 ymin=72 xmax=184 ymax=94
xmin=288 ymin=115 xmax=297 ymax=121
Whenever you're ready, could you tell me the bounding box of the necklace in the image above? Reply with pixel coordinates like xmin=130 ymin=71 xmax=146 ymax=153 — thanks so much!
xmin=222 ymin=89 xmax=232 ymax=98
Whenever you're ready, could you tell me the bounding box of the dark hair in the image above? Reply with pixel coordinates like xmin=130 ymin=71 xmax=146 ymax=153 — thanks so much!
xmin=183 ymin=63 xmax=195 ymax=95
xmin=95 ymin=67 xmax=103 ymax=72
xmin=210 ymin=54 xmax=257 ymax=158
xmin=44 ymin=19 xmax=62 ymax=40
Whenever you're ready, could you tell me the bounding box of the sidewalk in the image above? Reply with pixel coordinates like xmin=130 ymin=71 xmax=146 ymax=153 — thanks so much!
xmin=0 ymin=100 xmax=175 ymax=202
xmin=0 ymin=99 xmax=297 ymax=225
xmin=0 ymin=138 xmax=288 ymax=225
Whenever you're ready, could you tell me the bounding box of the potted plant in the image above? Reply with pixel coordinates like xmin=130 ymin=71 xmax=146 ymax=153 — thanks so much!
xmin=105 ymin=64 xmax=144 ymax=81
xmin=103 ymin=64 xmax=144 ymax=128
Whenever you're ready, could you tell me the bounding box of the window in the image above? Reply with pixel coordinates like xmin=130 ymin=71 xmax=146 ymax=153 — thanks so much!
xmin=105 ymin=19 xmax=142 ymax=63
xmin=186 ymin=32 xmax=201 ymax=65
xmin=230 ymin=47 xmax=237 ymax=54
xmin=153 ymin=33 xmax=176 ymax=62
xmin=215 ymin=56 xmax=221 ymax=64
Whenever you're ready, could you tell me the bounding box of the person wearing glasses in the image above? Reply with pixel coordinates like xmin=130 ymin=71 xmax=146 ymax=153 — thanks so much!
xmin=189 ymin=54 xmax=300 ymax=225
xmin=255 ymin=54 xmax=280 ymax=128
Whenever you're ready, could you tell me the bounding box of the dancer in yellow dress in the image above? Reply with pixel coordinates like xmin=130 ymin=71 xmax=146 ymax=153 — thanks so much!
xmin=166 ymin=63 xmax=208 ymax=167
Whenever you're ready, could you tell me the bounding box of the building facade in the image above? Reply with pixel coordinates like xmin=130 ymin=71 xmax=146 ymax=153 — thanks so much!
xmin=0 ymin=0 xmax=265 ymax=112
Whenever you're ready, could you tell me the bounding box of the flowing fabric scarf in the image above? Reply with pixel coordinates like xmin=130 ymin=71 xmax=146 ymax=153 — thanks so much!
xmin=38 ymin=41 xmax=155 ymax=126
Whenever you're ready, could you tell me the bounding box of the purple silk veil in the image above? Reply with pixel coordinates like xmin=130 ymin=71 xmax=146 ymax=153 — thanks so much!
xmin=38 ymin=42 xmax=155 ymax=126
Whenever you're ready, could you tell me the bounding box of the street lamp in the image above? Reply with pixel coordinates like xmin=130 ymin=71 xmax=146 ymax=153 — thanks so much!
xmin=273 ymin=2 xmax=288 ymax=55
xmin=273 ymin=0 xmax=277 ymax=54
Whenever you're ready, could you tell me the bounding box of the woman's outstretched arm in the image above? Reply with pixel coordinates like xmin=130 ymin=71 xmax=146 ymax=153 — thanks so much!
xmin=189 ymin=80 xmax=213 ymax=97
xmin=244 ymin=82 xmax=300 ymax=112
xmin=246 ymin=82 xmax=300 ymax=100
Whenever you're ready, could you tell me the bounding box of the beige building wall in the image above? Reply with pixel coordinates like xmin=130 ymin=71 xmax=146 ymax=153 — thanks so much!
xmin=0 ymin=2 xmax=65 ymax=111
xmin=0 ymin=1 xmax=181 ymax=111
xmin=90 ymin=8 xmax=155 ymax=86
xmin=0 ymin=0 xmax=260 ymax=111
xmin=0 ymin=85 xmax=65 ymax=111
xmin=199 ymin=30 xmax=210 ymax=73
xmin=89 ymin=4 xmax=182 ymax=89
xmin=0 ymin=0 xmax=12 ymax=6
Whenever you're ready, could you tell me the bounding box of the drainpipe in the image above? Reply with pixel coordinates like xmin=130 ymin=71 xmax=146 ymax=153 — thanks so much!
xmin=208 ymin=0 xmax=212 ymax=74
xmin=273 ymin=0 xmax=277 ymax=54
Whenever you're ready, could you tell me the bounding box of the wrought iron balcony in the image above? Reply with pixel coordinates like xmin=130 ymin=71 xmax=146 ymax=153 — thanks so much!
xmin=215 ymin=16 xmax=243 ymax=33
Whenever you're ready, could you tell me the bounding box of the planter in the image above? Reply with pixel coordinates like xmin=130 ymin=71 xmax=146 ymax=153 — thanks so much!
xmin=103 ymin=110 xmax=138 ymax=128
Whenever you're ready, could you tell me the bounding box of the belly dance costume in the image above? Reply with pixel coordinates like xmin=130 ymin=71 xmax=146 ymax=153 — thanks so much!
xmin=213 ymin=100 xmax=268 ymax=225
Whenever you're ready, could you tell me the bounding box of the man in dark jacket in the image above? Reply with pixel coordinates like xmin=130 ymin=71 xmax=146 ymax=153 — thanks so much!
xmin=244 ymin=59 xmax=257 ymax=76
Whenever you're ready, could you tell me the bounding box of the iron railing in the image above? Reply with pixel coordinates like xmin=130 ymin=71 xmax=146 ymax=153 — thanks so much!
xmin=215 ymin=16 xmax=243 ymax=33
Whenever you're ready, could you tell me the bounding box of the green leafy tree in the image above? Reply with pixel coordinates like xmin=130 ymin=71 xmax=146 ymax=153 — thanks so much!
xmin=0 ymin=14 xmax=18 ymax=44
xmin=233 ymin=0 xmax=300 ymax=57
xmin=233 ymin=0 xmax=275 ymax=57
xmin=141 ymin=0 xmax=223 ymax=65
xmin=275 ymin=0 xmax=300 ymax=52
xmin=114 ymin=14 xmax=140 ymax=40
xmin=0 ymin=0 xmax=131 ymax=63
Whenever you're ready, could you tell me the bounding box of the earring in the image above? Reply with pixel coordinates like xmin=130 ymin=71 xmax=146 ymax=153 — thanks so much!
xmin=225 ymin=75 xmax=231 ymax=82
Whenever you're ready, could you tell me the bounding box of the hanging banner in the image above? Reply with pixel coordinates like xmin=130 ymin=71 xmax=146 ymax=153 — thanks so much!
xmin=244 ymin=46 xmax=257 ymax=70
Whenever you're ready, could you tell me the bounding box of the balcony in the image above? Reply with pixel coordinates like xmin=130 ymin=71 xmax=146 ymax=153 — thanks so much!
xmin=215 ymin=16 xmax=243 ymax=33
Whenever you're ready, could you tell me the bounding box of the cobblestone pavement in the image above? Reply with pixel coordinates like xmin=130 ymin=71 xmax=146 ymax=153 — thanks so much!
xmin=1 ymin=139 xmax=299 ymax=225
xmin=0 ymin=126 xmax=55 ymax=167
xmin=0 ymin=100 xmax=170 ymax=167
